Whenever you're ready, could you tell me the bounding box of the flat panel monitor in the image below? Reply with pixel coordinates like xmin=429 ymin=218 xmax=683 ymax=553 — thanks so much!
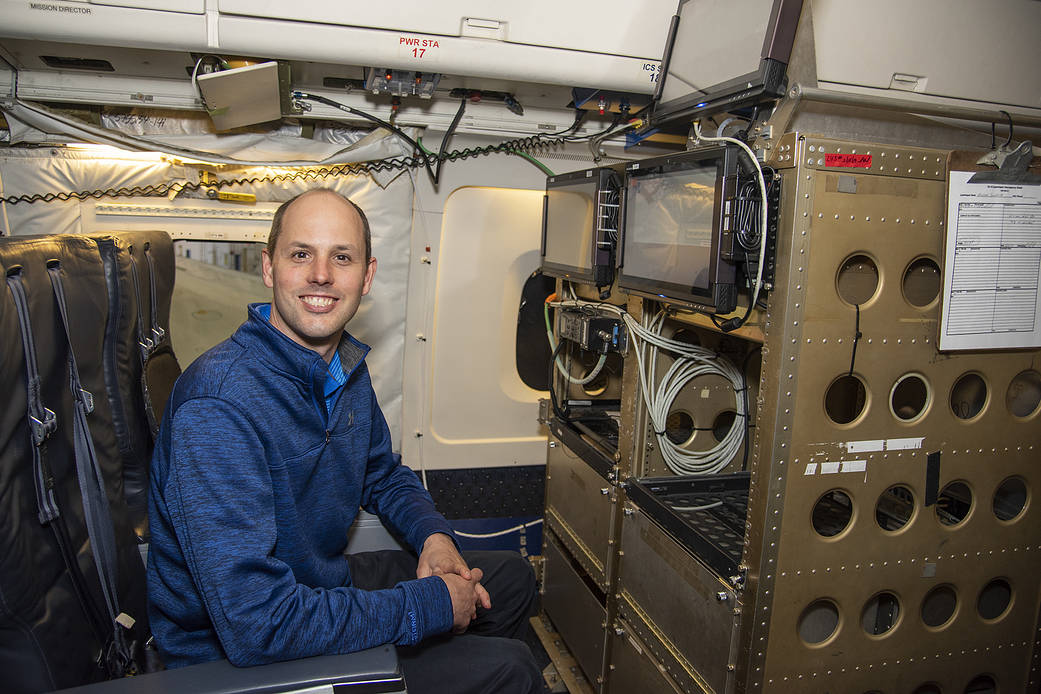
xmin=652 ymin=0 xmax=803 ymax=127
xmin=541 ymin=167 xmax=619 ymax=287
xmin=619 ymin=145 xmax=743 ymax=313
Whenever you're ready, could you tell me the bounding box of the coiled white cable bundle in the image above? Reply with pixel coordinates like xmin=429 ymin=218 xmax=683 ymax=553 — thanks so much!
xmin=548 ymin=300 xmax=746 ymax=475
xmin=626 ymin=311 xmax=745 ymax=476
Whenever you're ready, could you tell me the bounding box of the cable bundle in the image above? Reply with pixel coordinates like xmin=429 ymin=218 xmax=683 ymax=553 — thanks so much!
xmin=629 ymin=311 xmax=745 ymax=476
xmin=552 ymin=299 xmax=746 ymax=476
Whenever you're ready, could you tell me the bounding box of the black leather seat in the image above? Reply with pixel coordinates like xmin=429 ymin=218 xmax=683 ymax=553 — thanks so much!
xmin=56 ymin=647 xmax=405 ymax=694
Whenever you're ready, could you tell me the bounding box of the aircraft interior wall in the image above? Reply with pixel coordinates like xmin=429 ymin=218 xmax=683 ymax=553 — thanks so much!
xmin=3 ymin=1 xmax=1041 ymax=692
xmin=0 ymin=132 xmax=613 ymax=514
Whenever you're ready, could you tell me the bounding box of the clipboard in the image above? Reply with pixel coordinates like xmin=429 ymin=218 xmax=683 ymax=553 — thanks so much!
xmin=938 ymin=147 xmax=1041 ymax=351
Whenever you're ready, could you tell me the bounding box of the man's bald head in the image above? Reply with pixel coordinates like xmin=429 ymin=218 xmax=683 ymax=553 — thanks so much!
xmin=267 ymin=188 xmax=372 ymax=260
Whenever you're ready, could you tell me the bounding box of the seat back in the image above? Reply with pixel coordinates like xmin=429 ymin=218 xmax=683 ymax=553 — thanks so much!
xmin=0 ymin=231 xmax=177 ymax=692
xmin=90 ymin=232 xmax=178 ymax=541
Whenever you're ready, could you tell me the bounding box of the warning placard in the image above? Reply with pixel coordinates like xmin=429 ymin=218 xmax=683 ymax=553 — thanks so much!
xmin=824 ymin=153 xmax=872 ymax=168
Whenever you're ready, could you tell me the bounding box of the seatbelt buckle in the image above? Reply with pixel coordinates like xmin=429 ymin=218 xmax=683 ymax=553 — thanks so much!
xmin=29 ymin=408 xmax=57 ymax=445
xmin=79 ymin=388 xmax=95 ymax=414
xmin=139 ymin=338 xmax=154 ymax=360
xmin=152 ymin=326 xmax=166 ymax=344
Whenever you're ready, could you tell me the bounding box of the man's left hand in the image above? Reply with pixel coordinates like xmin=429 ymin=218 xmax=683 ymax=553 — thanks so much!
xmin=417 ymin=533 xmax=471 ymax=580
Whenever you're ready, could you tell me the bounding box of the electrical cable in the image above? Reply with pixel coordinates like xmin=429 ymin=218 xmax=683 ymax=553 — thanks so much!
xmin=190 ymin=54 xmax=230 ymax=112
xmin=548 ymin=338 xmax=568 ymax=422
xmin=0 ymin=160 xmax=401 ymax=205
xmin=692 ymin=120 xmax=769 ymax=330
xmin=551 ymin=299 xmax=745 ymax=476
xmin=507 ymin=149 xmax=555 ymax=176
xmin=586 ymin=119 xmax=641 ymax=163
xmin=543 ymin=108 xmax=588 ymax=137
xmin=293 ymin=91 xmax=436 ymax=183
xmin=715 ymin=116 xmax=749 ymax=138
xmin=0 ymin=167 xmax=11 ymax=236
xmin=563 ymin=112 xmax=622 ymax=142
xmin=639 ymin=312 xmax=745 ymax=475
xmin=434 ymin=98 xmax=466 ymax=185
xmin=454 ymin=518 xmax=543 ymax=539
xmin=4 ymin=95 xmax=631 ymax=205
xmin=849 ymin=303 xmax=863 ymax=377
xmin=671 ymin=500 xmax=723 ymax=512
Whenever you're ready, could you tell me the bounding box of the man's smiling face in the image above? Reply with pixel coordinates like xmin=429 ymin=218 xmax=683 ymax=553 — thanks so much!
xmin=262 ymin=190 xmax=377 ymax=361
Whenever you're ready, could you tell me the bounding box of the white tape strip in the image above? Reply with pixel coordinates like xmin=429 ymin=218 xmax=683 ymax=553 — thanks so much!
xmin=820 ymin=462 xmax=841 ymax=474
xmin=886 ymin=437 xmax=925 ymax=451
xmin=846 ymin=439 xmax=884 ymax=453
xmin=841 ymin=460 xmax=867 ymax=473
xmin=804 ymin=463 xmax=818 ymax=475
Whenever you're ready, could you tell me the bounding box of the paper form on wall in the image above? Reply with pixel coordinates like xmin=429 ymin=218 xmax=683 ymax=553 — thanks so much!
xmin=939 ymin=170 xmax=1041 ymax=350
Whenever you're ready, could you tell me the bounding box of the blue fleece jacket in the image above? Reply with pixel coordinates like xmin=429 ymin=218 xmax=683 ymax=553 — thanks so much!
xmin=146 ymin=304 xmax=455 ymax=668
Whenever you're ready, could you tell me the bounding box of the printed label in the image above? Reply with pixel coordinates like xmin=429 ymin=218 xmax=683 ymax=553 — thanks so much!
xmin=398 ymin=35 xmax=441 ymax=63
xmin=30 ymin=2 xmax=92 ymax=13
xmin=824 ymin=153 xmax=872 ymax=168
xmin=642 ymin=62 xmax=660 ymax=83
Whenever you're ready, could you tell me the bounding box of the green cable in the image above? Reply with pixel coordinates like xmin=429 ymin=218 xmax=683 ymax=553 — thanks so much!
xmin=506 ymin=149 xmax=555 ymax=176
xmin=416 ymin=137 xmax=436 ymax=156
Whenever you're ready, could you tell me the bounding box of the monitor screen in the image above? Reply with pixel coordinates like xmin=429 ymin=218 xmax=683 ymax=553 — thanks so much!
xmin=623 ymin=165 xmax=717 ymax=293
xmin=543 ymin=181 xmax=596 ymax=276
xmin=653 ymin=0 xmax=802 ymax=126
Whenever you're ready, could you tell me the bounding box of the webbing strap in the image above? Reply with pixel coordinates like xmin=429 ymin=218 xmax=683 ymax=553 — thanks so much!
xmin=143 ymin=243 xmax=165 ymax=346
xmin=47 ymin=261 xmax=132 ymax=674
xmin=126 ymin=249 xmax=153 ymax=364
xmin=6 ymin=268 xmax=59 ymax=524
xmin=6 ymin=265 xmax=109 ymax=647
xmin=129 ymin=246 xmax=161 ymax=439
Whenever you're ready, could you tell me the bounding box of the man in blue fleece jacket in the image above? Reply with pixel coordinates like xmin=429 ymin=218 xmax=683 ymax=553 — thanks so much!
xmin=147 ymin=188 xmax=541 ymax=693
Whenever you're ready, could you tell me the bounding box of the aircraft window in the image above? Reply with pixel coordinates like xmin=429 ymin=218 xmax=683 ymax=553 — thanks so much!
xmin=171 ymin=241 xmax=270 ymax=366
xmin=902 ymin=256 xmax=941 ymax=308
xmin=1006 ymin=369 xmax=1041 ymax=418
xmin=797 ymin=599 xmax=840 ymax=645
xmin=515 ymin=270 xmax=555 ymax=391
xmin=992 ymin=477 xmax=1028 ymax=522
xmin=921 ymin=584 xmax=958 ymax=629
xmin=825 ymin=374 xmax=868 ymax=425
xmin=836 ymin=254 xmax=879 ymax=306
xmin=861 ymin=591 xmax=900 ymax=636
xmin=976 ymin=578 xmax=1012 ymax=621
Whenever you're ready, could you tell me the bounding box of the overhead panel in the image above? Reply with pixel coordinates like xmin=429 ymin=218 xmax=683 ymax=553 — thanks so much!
xmin=812 ymin=0 xmax=1041 ymax=111
xmin=0 ymin=0 xmax=208 ymax=51
xmin=216 ymin=0 xmax=675 ymax=59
